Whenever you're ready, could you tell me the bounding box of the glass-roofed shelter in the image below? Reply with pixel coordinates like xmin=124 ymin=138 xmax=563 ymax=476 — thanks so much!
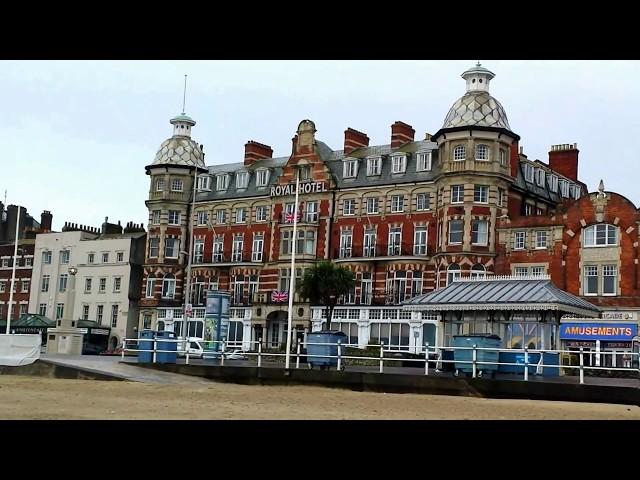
xmin=403 ymin=275 xmax=601 ymax=350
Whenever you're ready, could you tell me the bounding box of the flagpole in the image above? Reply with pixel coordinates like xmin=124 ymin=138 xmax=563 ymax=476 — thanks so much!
xmin=285 ymin=170 xmax=300 ymax=369
xmin=6 ymin=205 xmax=21 ymax=335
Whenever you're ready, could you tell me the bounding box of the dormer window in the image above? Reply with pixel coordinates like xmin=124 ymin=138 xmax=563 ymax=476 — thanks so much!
xmin=343 ymin=159 xmax=358 ymax=178
xmin=523 ymin=163 xmax=534 ymax=183
xmin=196 ymin=175 xmax=211 ymax=191
xmin=256 ymin=169 xmax=270 ymax=187
xmin=535 ymin=168 xmax=545 ymax=187
xmin=299 ymin=165 xmax=311 ymax=181
xmin=475 ymin=144 xmax=489 ymax=161
xmin=217 ymin=174 xmax=229 ymax=191
xmin=573 ymin=186 xmax=582 ymax=199
xmin=416 ymin=152 xmax=432 ymax=172
xmin=236 ymin=172 xmax=249 ymax=189
xmin=559 ymin=179 xmax=570 ymax=198
xmin=549 ymin=174 xmax=558 ymax=192
xmin=391 ymin=155 xmax=406 ymax=174
xmin=453 ymin=145 xmax=466 ymax=161
xmin=366 ymin=156 xmax=381 ymax=176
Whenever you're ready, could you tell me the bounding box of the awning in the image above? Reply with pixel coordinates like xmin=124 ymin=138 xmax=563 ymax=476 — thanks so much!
xmin=403 ymin=277 xmax=601 ymax=318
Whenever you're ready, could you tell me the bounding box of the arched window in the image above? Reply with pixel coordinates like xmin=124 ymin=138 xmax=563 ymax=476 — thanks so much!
xmin=475 ymin=144 xmax=489 ymax=161
xmin=145 ymin=274 xmax=156 ymax=298
xmin=162 ymin=273 xmax=176 ymax=299
xmin=583 ymin=224 xmax=618 ymax=247
xmin=453 ymin=145 xmax=466 ymax=161
xmin=469 ymin=264 xmax=486 ymax=279
xmin=447 ymin=263 xmax=461 ymax=285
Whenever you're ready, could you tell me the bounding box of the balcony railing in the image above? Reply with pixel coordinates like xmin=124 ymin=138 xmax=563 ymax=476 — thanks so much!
xmin=334 ymin=243 xmax=427 ymax=260
xmin=231 ymin=252 xmax=243 ymax=262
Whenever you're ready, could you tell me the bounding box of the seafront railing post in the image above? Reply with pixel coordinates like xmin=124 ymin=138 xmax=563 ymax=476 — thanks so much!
xmin=424 ymin=342 xmax=429 ymax=376
xmin=257 ymin=338 xmax=262 ymax=368
xmin=579 ymin=347 xmax=585 ymax=384
xmin=296 ymin=342 xmax=301 ymax=369
xmin=379 ymin=342 xmax=384 ymax=373
xmin=337 ymin=340 xmax=342 ymax=372
xmin=524 ymin=347 xmax=529 ymax=382
xmin=152 ymin=339 xmax=157 ymax=363
xmin=472 ymin=344 xmax=477 ymax=378
xmin=185 ymin=338 xmax=190 ymax=365
xmin=121 ymin=339 xmax=125 ymax=360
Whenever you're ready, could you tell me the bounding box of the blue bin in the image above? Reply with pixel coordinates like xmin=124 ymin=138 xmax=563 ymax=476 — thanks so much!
xmin=498 ymin=351 xmax=560 ymax=377
xmin=155 ymin=330 xmax=177 ymax=364
xmin=137 ymin=329 xmax=155 ymax=363
xmin=452 ymin=334 xmax=501 ymax=377
xmin=306 ymin=331 xmax=348 ymax=368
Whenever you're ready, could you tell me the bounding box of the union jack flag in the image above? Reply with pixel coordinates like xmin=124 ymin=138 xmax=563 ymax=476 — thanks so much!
xmin=271 ymin=291 xmax=289 ymax=303
xmin=284 ymin=211 xmax=301 ymax=223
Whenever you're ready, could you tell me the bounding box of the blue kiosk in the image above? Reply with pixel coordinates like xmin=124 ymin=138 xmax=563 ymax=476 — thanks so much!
xmin=205 ymin=290 xmax=231 ymax=353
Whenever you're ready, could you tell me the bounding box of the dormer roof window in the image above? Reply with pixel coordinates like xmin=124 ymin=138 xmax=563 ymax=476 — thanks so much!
xmin=256 ymin=169 xmax=270 ymax=187
xmin=366 ymin=156 xmax=381 ymax=176
xmin=236 ymin=171 xmax=249 ymax=189
xmin=391 ymin=154 xmax=406 ymax=174
xmin=343 ymin=158 xmax=358 ymax=178
xmin=216 ymin=174 xmax=230 ymax=191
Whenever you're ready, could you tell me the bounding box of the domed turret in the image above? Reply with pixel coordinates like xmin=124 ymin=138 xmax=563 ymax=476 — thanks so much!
xmin=441 ymin=63 xmax=512 ymax=131
xmin=150 ymin=113 xmax=205 ymax=168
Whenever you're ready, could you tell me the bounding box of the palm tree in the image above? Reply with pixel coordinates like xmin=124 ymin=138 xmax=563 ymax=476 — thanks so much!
xmin=297 ymin=261 xmax=355 ymax=330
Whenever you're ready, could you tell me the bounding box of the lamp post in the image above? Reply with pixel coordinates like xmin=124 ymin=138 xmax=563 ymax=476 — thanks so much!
xmin=284 ymin=169 xmax=301 ymax=369
xmin=5 ymin=205 xmax=21 ymax=334
xmin=182 ymin=166 xmax=200 ymax=342
xmin=62 ymin=266 xmax=78 ymax=328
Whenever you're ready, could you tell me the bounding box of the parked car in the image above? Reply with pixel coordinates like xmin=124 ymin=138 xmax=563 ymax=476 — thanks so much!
xmin=202 ymin=348 xmax=248 ymax=361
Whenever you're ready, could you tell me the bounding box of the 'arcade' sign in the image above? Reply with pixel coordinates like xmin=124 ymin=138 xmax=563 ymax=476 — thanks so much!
xmin=270 ymin=181 xmax=328 ymax=197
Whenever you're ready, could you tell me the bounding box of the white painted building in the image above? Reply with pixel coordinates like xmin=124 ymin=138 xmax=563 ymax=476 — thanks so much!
xmin=28 ymin=226 xmax=146 ymax=349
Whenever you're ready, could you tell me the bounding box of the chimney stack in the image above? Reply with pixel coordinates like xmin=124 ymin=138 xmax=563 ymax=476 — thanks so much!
xmin=343 ymin=128 xmax=370 ymax=155
xmin=244 ymin=141 xmax=273 ymax=166
xmin=549 ymin=143 xmax=579 ymax=181
xmin=40 ymin=210 xmax=52 ymax=232
xmin=391 ymin=121 xmax=415 ymax=149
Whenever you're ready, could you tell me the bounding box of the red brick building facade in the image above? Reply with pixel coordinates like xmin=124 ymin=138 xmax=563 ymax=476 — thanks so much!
xmin=138 ymin=64 xmax=640 ymax=351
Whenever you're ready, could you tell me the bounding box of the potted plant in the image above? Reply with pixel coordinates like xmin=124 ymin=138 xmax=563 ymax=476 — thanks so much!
xmin=297 ymin=261 xmax=355 ymax=369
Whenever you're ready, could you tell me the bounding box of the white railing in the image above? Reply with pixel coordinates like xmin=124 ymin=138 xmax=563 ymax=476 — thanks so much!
xmin=121 ymin=337 xmax=640 ymax=385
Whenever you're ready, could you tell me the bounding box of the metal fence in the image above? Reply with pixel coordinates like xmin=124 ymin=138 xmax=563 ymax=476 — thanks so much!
xmin=121 ymin=337 xmax=640 ymax=385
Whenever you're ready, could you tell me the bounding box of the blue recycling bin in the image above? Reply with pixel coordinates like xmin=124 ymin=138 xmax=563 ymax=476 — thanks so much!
xmin=137 ymin=329 xmax=155 ymax=363
xmin=498 ymin=350 xmax=560 ymax=376
xmin=452 ymin=334 xmax=501 ymax=378
xmin=155 ymin=330 xmax=177 ymax=363
xmin=306 ymin=331 xmax=348 ymax=368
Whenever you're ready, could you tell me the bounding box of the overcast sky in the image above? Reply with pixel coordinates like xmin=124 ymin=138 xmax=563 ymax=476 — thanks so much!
xmin=1 ymin=60 xmax=638 ymax=231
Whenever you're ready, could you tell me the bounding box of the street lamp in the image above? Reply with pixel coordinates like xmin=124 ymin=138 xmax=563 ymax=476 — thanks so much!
xmin=5 ymin=205 xmax=21 ymax=335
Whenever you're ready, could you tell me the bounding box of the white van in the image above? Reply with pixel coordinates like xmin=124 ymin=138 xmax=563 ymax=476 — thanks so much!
xmin=177 ymin=338 xmax=205 ymax=358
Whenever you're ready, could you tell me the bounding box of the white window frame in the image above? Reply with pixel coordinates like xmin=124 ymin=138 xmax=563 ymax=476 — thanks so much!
xmin=164 ymin=237 xmax=179 ymax=258
xmin=471 ymin=219 xmax=488 ymax=246
xmin=535 ymin=231 xmax=548 ymax=249
xmin=366 ymin=197 xmax=379 ymax=214
xmin=149 ymin=238 xmax=159 ymax=258
xmin=535 ymin=168 xmax=545 ymax=187
xmin=499 ymin=149 xmax=506 ymax=166
xmin=97 ymin=305 xmax=104 ymax=325
xmin=343 ymin=160 xmax=358 ymax=178
xmin=171 ymin=179 xmax=183 ymax=192
xmin=343 ymin=199 xmax=356 ymax=216
xmin=99 ymin=277 xmax=107 ymax=293
xmin=256 ymin=169 xmax=269 ymax=187
xmin=514 ymin=231 xmax=526 ymax=250
xmin=584 ymin=224 xmax=618 ymax=247
xmin=524 ymin=163 xmax=534 ymax=183
xmin=168 ymin=210 xmax=180 ymax=225
xmin=473 ymin=185 xmax=488 ymax=204
xmin=155 ymin=178 xmax=165 ymax=191
xmin=196 ymin=175 xmax=211 ymax=191
xmin=152 ymin=210 xmax=161 ymax=225
xmin=162 ymin=275 xmax=176 ymax=299
xmin=453 ymin=145 xmax=466 ymax=161
xmin=41 ymin=275 xmax=50 ymax=293
xmin=256 ymin=206 xmax=268 ymax=222
xmin=43 ymin=251 xmax=52 ymax=264
xmin=145 ymin=276 xmax=156 ymax=298
xmin=416 ymin=193 xmax=430 ymax=211
xmin=602 ymin=264 xmax=618 ymax=296
xmin=236 ymin=172 xmax=249 ymax=189
xmin=196 ymin=211 xmax=208 ymax=226
xmin=367 ymin=156 xmax=381 ymax=176
xmin=85 ymin=277 xmax=92 ymax=293
xmin=413 ymin=227 xmax=428 ymax=255
xmin=252 ymin=233 xmax=264 ymax=262
xmin=549 ymin=174 xmax=558 ymax=192
xmin=391 ymin=195 xmax=404 ymax=213
xmin=448 ymin=220 xmax=463 ymax=245
xmin=451 ymin=185 xmax=464 ymax=204
xmin=417 ymin=152 xmax=432 ymax=171
xmin=475 ymin=144 xmax=489 ymax=161
xmin=235 ymin=207 xmax=247 ymax=224
xmin=111 ymin=305 xmax=119 ymax=327
xmin=193 ymin=238 xmax=204 ymax=264
xmin=391 ymin=155 xmax=406 ymax=174
xmin=583 ymin=265 xmax=598 ymax=296
xmin=216 ymin=209 xmax=226 ymax=224
xmin=388 ymin=227 xmax=402 ymax=255
xmin=560 ymin=179 xmax=570 ymax=198
xmin=217 ymin=174 xmax=230 ymax=191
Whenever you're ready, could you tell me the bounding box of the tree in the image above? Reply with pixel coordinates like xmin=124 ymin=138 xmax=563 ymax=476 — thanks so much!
xmin=297 ymin=261 xmax=355 ymax=330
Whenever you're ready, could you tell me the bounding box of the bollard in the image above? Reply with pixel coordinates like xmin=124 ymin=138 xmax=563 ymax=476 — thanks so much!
xmin=185 ymin=338 xmax=190 ymax=365
xmin=472 ymin=344 xmax=477 ymax=378
xmin=379 ymin=342 xmax=384 ymax=373
xmin=152 ymin=339 xmax=157 ymax=363
xmin=424 ymin=342 xmax=430 ymax=376
xmin=296 ymin=342 xmax=301 ymax=369
xmin=579 ymin=347 xmax=584 ymax=384
xmin=258 ymin=338 xmax=262 ymax=368
xmin=221 ymin=340 xmax=226 ymax=367
xmin=524 ymin=347 xmax=529 ymax=382
xmin=337 ymin=341 xmax=342 ymax=372
xmin=121 ymin=339 xmax=125 ymax=360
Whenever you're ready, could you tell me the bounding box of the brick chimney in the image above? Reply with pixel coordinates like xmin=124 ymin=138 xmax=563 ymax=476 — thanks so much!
xmin=244 ymin=141 xmax=273 ymax=166
xmin=40 ymin=210 xmax=52 ymax=232
xmin=391 ymin=121 xmax=415 ymax=149
xmin=344 ymin=128 xmax=370 ymax=155
xmin=549 ymin=143 xmax=579 ymax=181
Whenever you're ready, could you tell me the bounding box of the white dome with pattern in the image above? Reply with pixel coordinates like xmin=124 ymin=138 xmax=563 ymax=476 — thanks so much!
xmin=151 ymin=136 xmax=205 ymax=168
xmin=442 ymin=91 xmax=511 ymax=130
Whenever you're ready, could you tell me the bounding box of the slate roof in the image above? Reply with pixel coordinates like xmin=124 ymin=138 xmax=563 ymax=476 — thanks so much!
xmin=403 ymin=278 xmax=601 ymax=317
